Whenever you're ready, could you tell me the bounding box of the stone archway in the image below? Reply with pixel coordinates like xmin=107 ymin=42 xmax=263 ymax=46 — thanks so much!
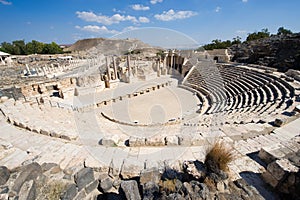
xmin=214 ymin=56 xmax=219 ymax=63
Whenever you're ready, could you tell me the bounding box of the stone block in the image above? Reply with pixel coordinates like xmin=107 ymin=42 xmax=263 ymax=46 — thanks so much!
xmin=18 ymin=180 xmax=36 ymax=200
xmin=60 ymin=183 xmax=77 ymax=200
xmin=73 ymin=189 xmax=87 ymax=200
xmin=145 ymin=136 xmax=165 ymax=146
xmin=12 ymin=162 xmax=42 ymax=193
xmin=120 ymin=180 xmax=141 ymax=200
xmin=258 ymin=146 xmax=285 ymax=165
xmin=182 ymin=160 xmax=206 ymax=180
xmin=177 ymin=135 xmax=192 ymax=146
xmin=120 ymin=159 xmax=144 ymax=179
xmin=0 ymin=166 xmax=10 ymax=186
xmin=143 ymin=181 xmax=159 ymax=200
xmin=261 ymin=171 xmax=279 ymax=188
xmin=267 ymin=159 xmax=299 ymax=181
xmin=140 ymin=168 xmax=161 ymax=185
xmin=74 ymin=167 xmax=95 ymax=191
xmin=165 ymin=135 xmax=178 ymax=146
xmin=99 ymin=135 xmax=119 ymax=146
xmin=274 ymin=118 xmax=285 ymax=127
xmin=98 ymin=174 xmax=113 ymax=193
xmin=85 ymin=180 xmax=99 ymax=194
xmin=128 ymin=137 xmax=146 ymax=147
xmin=40 ymin=129 xmax=50 ymax=136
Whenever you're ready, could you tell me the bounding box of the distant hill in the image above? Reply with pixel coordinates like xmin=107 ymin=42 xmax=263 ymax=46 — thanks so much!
xmin=229 ymin=33 xmax=300 ymax=72
xmin=64 ymin=38 xmax=162 ymax=56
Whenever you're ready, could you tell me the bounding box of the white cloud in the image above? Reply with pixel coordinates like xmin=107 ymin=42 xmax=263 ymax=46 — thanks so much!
xmin=0 ymin=0 xmax=12 ymax=5
xmin=131 ymin=4 xmax=150 ymax=11
xmin=122 ymin=26 xmax=139 ymax=32
xmin=76 ymin=11 xmax=139 ymax=25
xmin=112 ymin=8 xmax=126 ymax=14
xmin=139 ymin=17 xmax=150 ymax=23
xmin=75 ymin=25 xmax=118 ymax=34
xmin=154 ymin=9 xmax=197 ymax=21
xmin=150 ymin=0 xmax=163 ymax=5
xmin=215 ymin=6 xmax=221 ymax=13
xmin=242 ymin=0 xmax=248 ymax=3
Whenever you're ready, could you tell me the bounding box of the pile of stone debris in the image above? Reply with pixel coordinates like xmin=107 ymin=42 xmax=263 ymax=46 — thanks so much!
xmin=0 ymin=160 xmax=269 ymax=200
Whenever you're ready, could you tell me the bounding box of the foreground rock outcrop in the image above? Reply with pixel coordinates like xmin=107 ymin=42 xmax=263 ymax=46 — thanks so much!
xmin=229 ymin=33 xmax=300 ymax=72
xmin=0 ymin=160 xmax=270 ymax=200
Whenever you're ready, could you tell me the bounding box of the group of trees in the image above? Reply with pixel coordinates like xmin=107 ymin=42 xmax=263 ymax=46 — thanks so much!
xmin=202 ymin=37 xmax=242 ymax=50
xmin=201 ymin=27 xmax=294 ymax=50
xmin=0 ymin=40 xmax=63 ymax=55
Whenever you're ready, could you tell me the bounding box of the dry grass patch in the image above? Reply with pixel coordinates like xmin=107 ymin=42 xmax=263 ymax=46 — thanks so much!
xmin=159 ymin=179 xmax=176 ymax=194
xmin=204 ymin=141 xmax=235 ymax=173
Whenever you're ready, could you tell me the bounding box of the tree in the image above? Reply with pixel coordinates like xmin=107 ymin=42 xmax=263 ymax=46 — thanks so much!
xmin=201 ymin=39 xmax=233 ymax=50
xmin=12 ymin=40 xmax=26 ymax=55
xmin=277 ymin=27 xmax=292 ymax=35
xmin=246 ymin=28 xmax=270 ymax=42
xmin=0 ymin=42 xmax=14 ymax=54
xmin=42 ymin=42 xmax=63 ymax=54
xmin=0 ymin=40 xmax=63 ymax=55
xmin=232 ymin=36 xmax=242 ymax=45
xmin=26 ymin=40 xmax=45 ymax=54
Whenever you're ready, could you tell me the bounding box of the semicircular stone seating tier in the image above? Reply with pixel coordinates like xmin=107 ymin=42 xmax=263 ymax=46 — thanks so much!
xmin=183 ymin=63 xmax=295 ymax=122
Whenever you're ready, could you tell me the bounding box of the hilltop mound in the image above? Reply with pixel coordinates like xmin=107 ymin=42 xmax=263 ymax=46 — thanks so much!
xmin=229 ymin=33 xmax=300 ymax=72
xmin=65 ymin=38 xmax=161 ymax=56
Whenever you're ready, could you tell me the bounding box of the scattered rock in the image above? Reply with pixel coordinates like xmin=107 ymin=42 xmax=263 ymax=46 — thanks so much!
xmin=0 ymin=166 xmax=10 ymax=185
xmin=99 ymin=135 xmax=119 ymax=146
xmin=74 ymin=167 xmax=95 ymax=191
xmin=182 ymin=160 xmax=206 ymax=180
xmin=18 ymin=180 xmax=36 ymax=200
xmin=12 ymin=162 xmax=42 ymax=193
xmin=140 ymin=167 xmax=161 ymax=185
xmin=120 ymin=180 xmax=141 ymax=200
xmin=165 ymin=136 xmax=179 ymax=146
xmin=143 ymin=181 xmax=159 ymax=200
xmin=274 ymin=118 xmax=285 ymax=127
xmin=98 ymin=174 xmax=113 ymax=193
xmin=60 ymin=183 xmax=77 ymax=200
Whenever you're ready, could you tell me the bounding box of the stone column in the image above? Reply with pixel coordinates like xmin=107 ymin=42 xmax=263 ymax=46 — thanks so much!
xmin=157 ymin=59 xmax=161 ymax=77
xmin=112 ymin=56 xmax=118 ymax=80
xmin=169 ymin=51 xmax=174 ymax=74
xmin=127 ymin=55 xmax=131 ymax=77
xmin=106 ymin=57 xmax=111 ymax=80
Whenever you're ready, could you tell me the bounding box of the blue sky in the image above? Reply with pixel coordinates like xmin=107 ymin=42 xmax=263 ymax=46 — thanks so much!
xmin=1 ymin=0 xmax=300 ymax=47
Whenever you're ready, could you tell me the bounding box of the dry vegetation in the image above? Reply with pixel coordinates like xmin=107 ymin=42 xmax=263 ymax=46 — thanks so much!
xmin=204 ymin=141 xmax=235 ymax=173
xmin=159 ymin=179 xmax=177 ymax=194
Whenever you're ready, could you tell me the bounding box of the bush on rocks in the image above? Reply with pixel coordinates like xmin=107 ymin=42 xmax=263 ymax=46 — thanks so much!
xmin=205 ymin=141 xmax=235 ymax=174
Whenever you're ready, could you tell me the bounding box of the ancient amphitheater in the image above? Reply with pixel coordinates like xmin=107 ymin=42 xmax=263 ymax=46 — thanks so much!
xmin=0 ymin=45 xmax=300 ymax=199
